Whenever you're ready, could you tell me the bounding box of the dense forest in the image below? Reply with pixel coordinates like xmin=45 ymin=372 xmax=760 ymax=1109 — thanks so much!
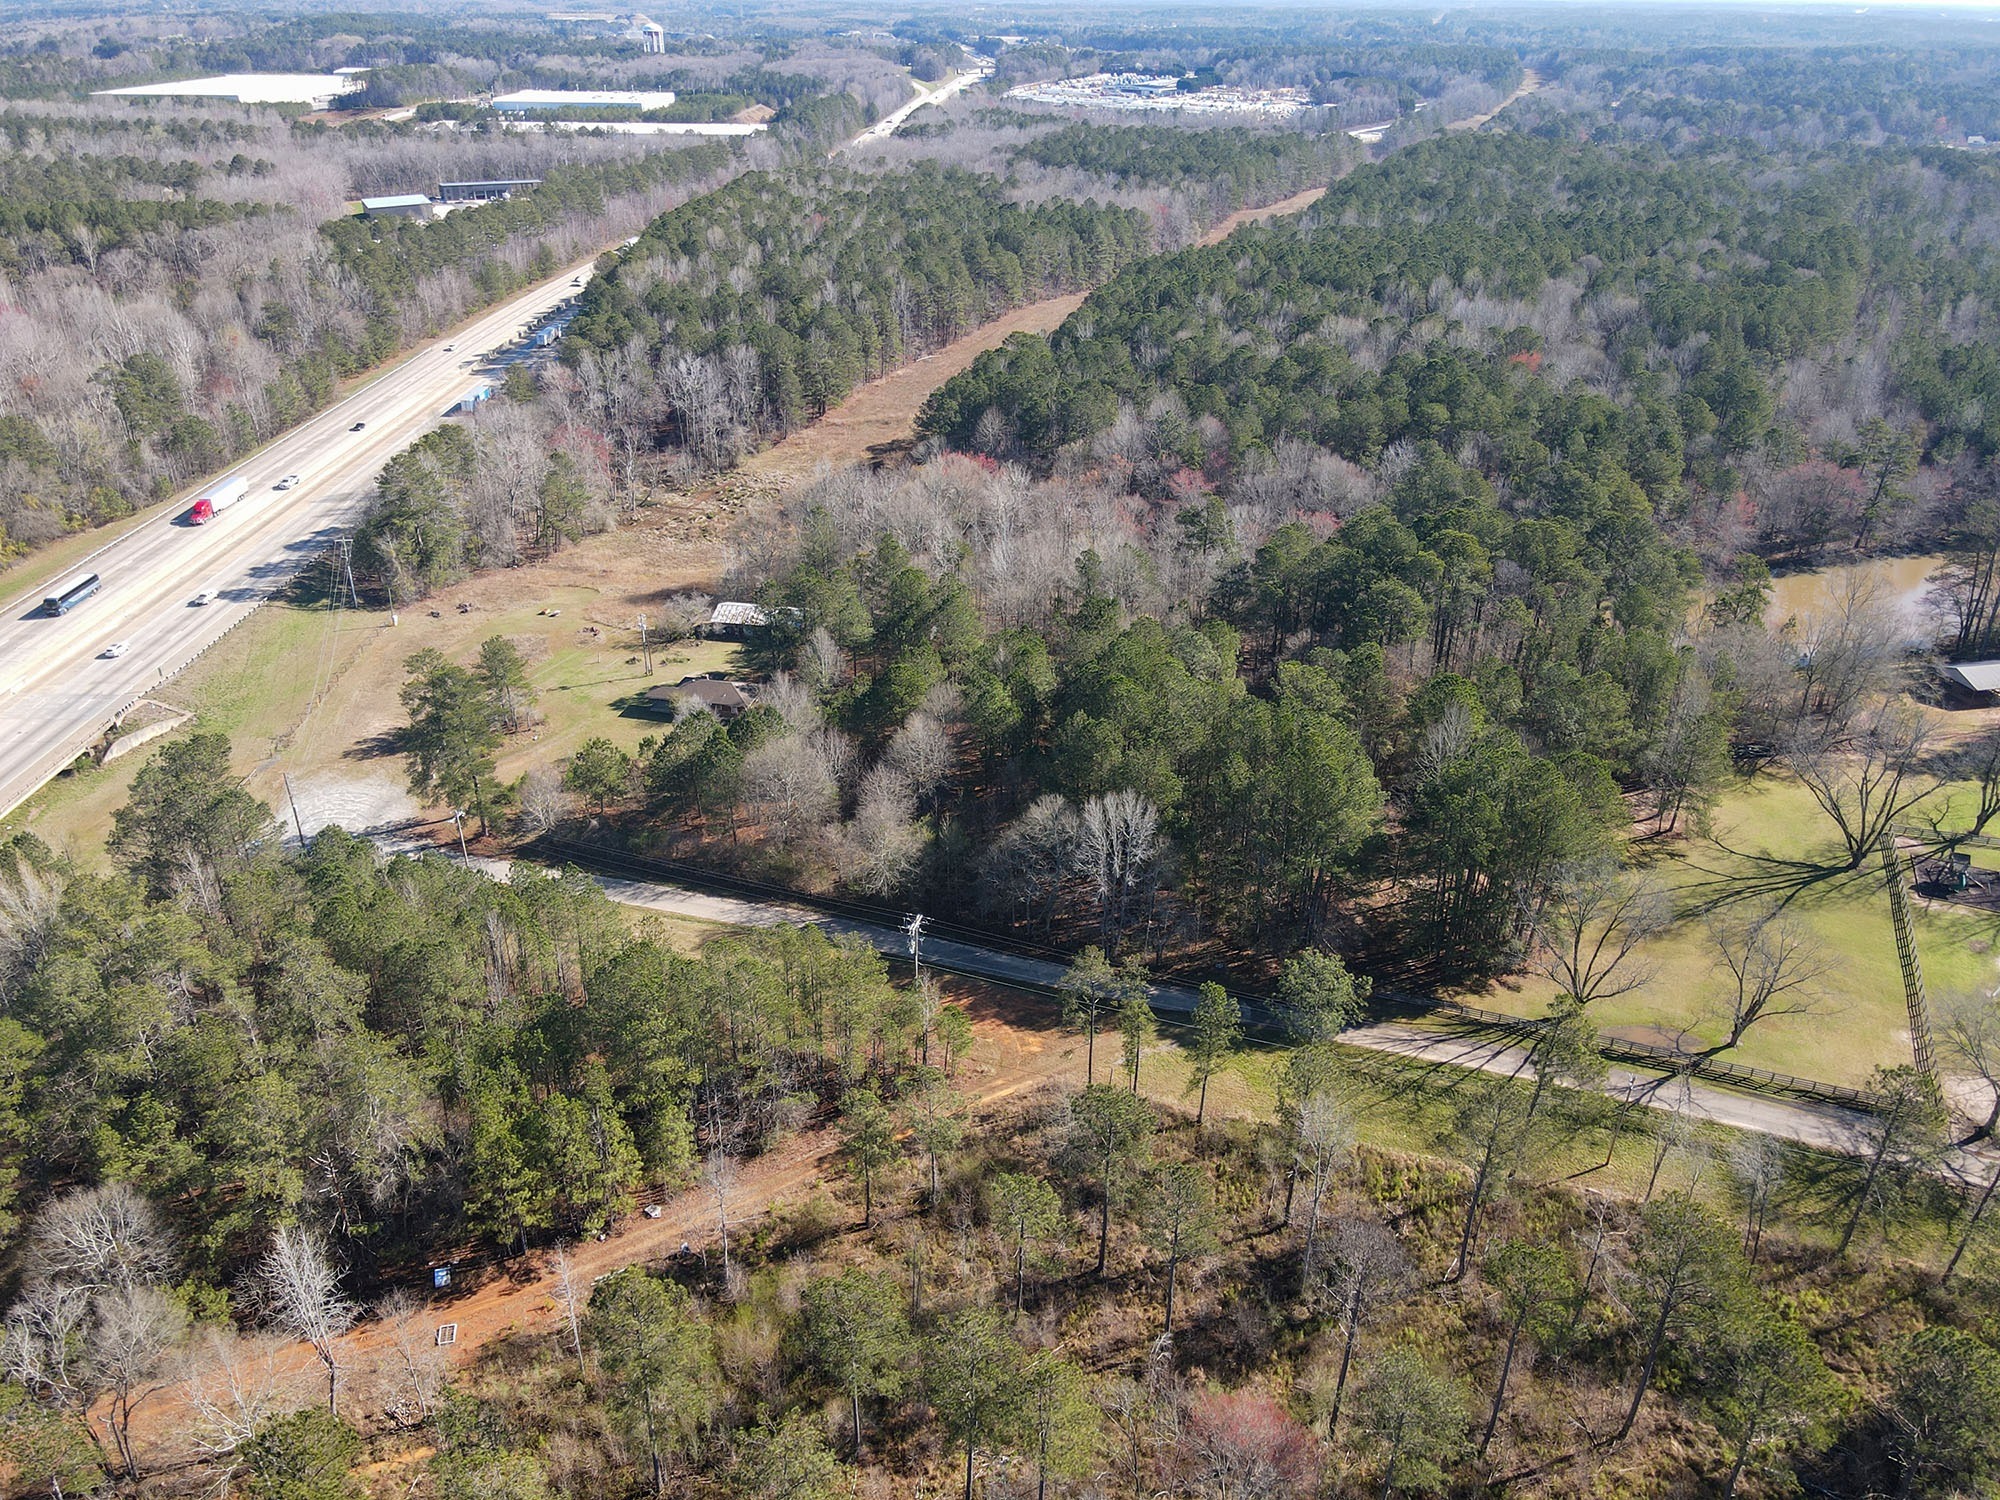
xmin=1010 ymin=122 xmax=1342 ymax=206
xmin=923 ymin=131 xmax=2000 ymax=554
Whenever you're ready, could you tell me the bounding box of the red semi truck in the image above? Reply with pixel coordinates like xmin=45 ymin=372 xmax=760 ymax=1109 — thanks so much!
xmin=188 ymin=475 xmax=248 ymax=524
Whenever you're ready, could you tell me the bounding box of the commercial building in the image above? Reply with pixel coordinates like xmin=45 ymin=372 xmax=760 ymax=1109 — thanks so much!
xmin=93 ymin=73 xmax=364 ymax=107
xmin=438 ymin=179 xmax=542 ymax=203
xmin=490 ymin=89 xmax=676 ymax=113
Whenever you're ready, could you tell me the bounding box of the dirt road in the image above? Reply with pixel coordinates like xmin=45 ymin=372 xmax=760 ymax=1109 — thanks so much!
xmin=133 ymin=982 xmax=1091 ymax=1469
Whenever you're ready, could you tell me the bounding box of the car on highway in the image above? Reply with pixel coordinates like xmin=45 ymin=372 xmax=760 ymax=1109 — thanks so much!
xmin=100 ymin=641 xmax=130 ymax=659
xmin=572 ymin=277 xmax=583 ymax=286
xmin=443 ymin=343 xmax=455 ymax=352
xmin=274 ymin=474 xmax=300 ymax=490
xmin=191 ymin=590 xmax=217 ymax=607
xmin=350 ymin=421 xmax=366 ymax=431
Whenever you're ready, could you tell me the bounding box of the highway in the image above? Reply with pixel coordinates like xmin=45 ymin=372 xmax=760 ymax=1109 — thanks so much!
xmin=0 ymin=258 xmax=596 ymax=818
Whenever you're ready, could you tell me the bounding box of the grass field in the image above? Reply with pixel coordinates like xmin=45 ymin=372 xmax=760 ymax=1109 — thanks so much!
xmin=3 ymin=572 xmax=744 ymax=871
xmin=1457 ymin=766 xmax=2000 ymax=1089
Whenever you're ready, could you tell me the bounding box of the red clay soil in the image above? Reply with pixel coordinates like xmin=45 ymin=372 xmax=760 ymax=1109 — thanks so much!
xmin=122 ymin=987 xmax=1091 ymax=1468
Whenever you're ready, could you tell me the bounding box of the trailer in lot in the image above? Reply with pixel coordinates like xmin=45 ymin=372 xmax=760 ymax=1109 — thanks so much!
xmin=42 ymin=572 xmax=101 ymax=616
xmin=188 ymin=475 xmax=249 ymax=524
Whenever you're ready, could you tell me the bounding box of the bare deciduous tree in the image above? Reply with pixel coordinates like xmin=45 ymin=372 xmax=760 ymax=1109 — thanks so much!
xmin=20 ymin=1183 xmax=175 ymax=1296
xmin=519 ymin=766 xmax=575 ymax=834
xmin=250 ymin=1224 xmax=356 ymax=1414
xmin=980 ymin=795 xmax=1081 ymax=934
xmin=1289 ymin=1090 xmax=1356 ymax=1292
xmin=1522 ymin=859 xmax=1669 ymax=1009
xmin=1790 ymin=572 xmax=1911 ymax=734
xmin=705 ymin=1147 xmax=740 ymax=1290
xmin=885 ymin=712 xmax=955 ymax=809
xmin=839 ymin=764 xmax=923 ymax=897
xmin=1784 ymin=699 xmax=1940 ymax=868
xmin=740 ymin=733 xmax=842 ymax=847
xmin=551 ymin=1244 xmax=589 ymax=1378
xmin=1319 ymin=1215 xmax=1413 ymax=1434
xmin=179 ymin=1328 xmax=299 ymax=1461
xmin=1076 ymin=788 xmax=1162 ymax=955
xmin=92 ymin=1284 xmax=187 ymax=1479
xmin=1700 ymin=906 xmax=1832 ymax=1055
xmin=1939 ymin=989 xmax=2000 ymax=1139
xmin=1727 ymin=1134 xmax=1788 ymax=1263
xmin=377 ymin=1289 xmax=447 ymax=1427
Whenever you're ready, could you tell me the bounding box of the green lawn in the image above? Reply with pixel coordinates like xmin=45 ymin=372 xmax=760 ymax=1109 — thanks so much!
xmin=2 ymin=600 xmax=356 ymax=870
xmin=1458 ymin=768 xmax=2000 ymax=1088
xmin=3 ymin=582 xmax=747 ymax=871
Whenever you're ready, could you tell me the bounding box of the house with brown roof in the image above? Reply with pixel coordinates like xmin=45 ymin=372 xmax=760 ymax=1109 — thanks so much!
xmin=644 ymin=673 xmax=757 ymax=721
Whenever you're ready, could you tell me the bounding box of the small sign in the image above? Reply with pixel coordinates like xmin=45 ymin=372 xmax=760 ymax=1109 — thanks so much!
xmin=432 ymin=1265 xmax=451 ymax=1289
xmin=436 ymin=1323 xmax=457 ymax=1347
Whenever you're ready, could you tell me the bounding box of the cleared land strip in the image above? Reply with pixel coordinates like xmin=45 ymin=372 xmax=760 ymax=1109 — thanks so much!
xmin=1448 ymin=66 xmax=1544 ymax=131
xmin=728 ymin=185 xmax=1332 ymax=491
xmin=130 ymin=826 xmax=1973 ymax=1473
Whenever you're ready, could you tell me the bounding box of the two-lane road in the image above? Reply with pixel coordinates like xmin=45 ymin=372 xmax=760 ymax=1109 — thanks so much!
xmin=0 ymin=260 xmax=598 ymax=818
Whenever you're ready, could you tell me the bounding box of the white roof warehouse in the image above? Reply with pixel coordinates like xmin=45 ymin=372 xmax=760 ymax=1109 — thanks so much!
xmin=490 ymin=89 xmax=677 ymax=113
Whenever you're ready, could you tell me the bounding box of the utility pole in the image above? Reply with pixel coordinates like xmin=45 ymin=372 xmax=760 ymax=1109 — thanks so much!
xmin=452 ymin=809 xmax=470 ymax=865
xmin=638 ymin=614 xmax=652 ymax=674
xmin=906 ymin=912 xmax=925 ymax=987
xmin=282 ymin=772 xmax=308 ymax=847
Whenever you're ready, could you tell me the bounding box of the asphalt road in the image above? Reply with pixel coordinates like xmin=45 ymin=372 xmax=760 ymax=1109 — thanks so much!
xmin=565 ymin=865 xmax=1901 ymax=1159
xmin=0 ymin=258 xmax=596 ymax=818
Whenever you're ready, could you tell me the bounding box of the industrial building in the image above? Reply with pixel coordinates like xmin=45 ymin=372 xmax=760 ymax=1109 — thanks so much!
xmin=490 ymin=89 xmax=676 ymax=114
xmin=438 ymin=179 xmax=542 ymax=203
xmin=93 ymin=72 xmax=364 ymax=107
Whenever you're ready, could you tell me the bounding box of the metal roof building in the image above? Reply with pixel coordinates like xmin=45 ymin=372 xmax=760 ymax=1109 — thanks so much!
xmin=490 ymin=89 xmax=676 ymax=113
xmin=94 ymin=72 xmax=363 ymax=107
xmin=360 ymin=194 xmax=434 ymax=218
xmin=1940 ymin=660 xmax=2000 ymax=696
xmin=439 ymin=179 xmax=542 ymax=203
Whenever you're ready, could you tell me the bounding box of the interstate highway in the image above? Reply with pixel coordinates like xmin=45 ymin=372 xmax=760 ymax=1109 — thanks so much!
xmin=0 ymin=257 xmax=596 ymax=819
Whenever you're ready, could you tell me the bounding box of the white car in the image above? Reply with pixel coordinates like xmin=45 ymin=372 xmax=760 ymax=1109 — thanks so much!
xmin=191 ymin=590 xmax=217 ymax=607
xmin=274 ymin=474 xmax=300 ymax=490
xmin=101 ymin=641 xmax=130 ymax=659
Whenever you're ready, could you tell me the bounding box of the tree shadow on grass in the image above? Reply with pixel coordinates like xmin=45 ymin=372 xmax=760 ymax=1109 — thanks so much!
xmin=1667 ymin=835 xmax=1862 ymax=919
xmin=344 ymin=727 xmax=406 ymax=762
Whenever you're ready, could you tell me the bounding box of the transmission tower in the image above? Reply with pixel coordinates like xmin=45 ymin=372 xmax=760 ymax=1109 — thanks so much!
xmin=337 ymin=535 xmax=360 ymax=610
xmin=1879 ymin=831 xmax=1941 ymax=1095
